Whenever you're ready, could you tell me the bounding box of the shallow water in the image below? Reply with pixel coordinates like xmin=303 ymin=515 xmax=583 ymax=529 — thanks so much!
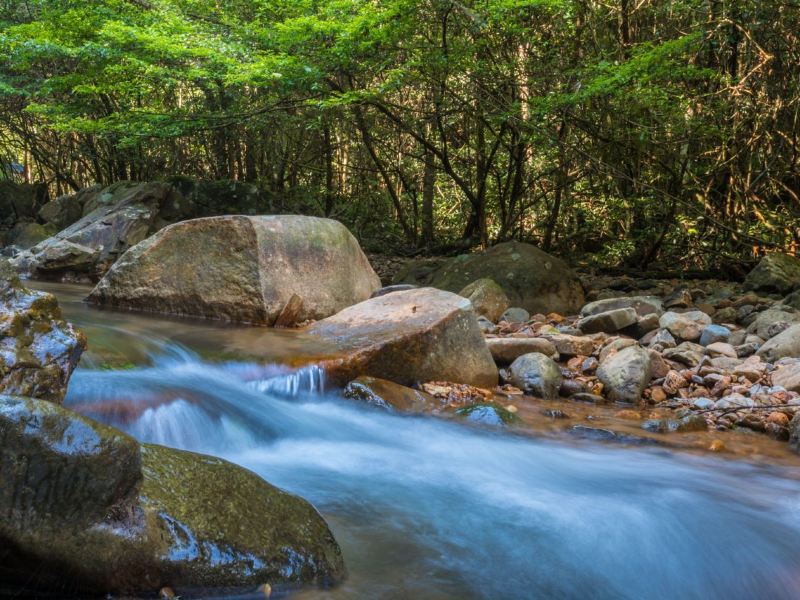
xmin=33 ymin=283 xmax=800 ymax=598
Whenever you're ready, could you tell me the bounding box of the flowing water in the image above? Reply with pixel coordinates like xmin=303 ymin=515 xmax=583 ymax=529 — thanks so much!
xmin=36 ymin=283 xmax=800 ymax=599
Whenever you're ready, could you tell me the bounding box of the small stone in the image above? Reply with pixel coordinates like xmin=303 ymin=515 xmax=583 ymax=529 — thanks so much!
xmin=615 ymin=409 xmax=641 ymax=420
xmin=544 ymin=333 xmax=595 ymax=357
xmin=160 ymin=587 xmax=177 ymax=600
xmin=503 ymin=352 xmax=562 ymax=399
xmin=659 ymin=311 xmax=712 ymax=341
xmin=500 ymin=307 xmax=530 ymax=323
xmin=692 ymin=397 xmax=715 ymax=410
xmin=650 ymin=386 xmax=667 ymax=402
xmin=705 ymin=342 xmax=737 ymax=358
xmin=699 ymin=324 xmax=730 ymax=346
xmin=577 ymin=307 xmax=638 ymax=334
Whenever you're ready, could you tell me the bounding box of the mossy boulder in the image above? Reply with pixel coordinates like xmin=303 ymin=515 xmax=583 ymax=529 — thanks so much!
xmin=744 ymin=253 xmax=800 ymax=294
xmin=88 ymin=215 xmax=381 ymax=325
xmin=0 ymin=258 xmax=86 ymax=402
xmin=307 ymin=287 xmax=498 ymax=388
xmin=406 ymin=242 xmax=585 ymax=315
xmin=0 ymin=395 xmax=345 ymax=596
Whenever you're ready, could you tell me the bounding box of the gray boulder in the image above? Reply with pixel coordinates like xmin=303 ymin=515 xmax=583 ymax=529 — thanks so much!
xmin=577 ymin=307 xmax=637 ymax=334
xmin=597 ymin=345 xmax=652 ymax=403
xmin=757 ymin=324 xmax=800 ymax=362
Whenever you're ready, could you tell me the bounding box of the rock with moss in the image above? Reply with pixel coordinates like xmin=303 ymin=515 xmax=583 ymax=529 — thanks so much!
xmin=458 ymin=278 xmax=510 ymax=322
xmin=744 ymin=253 xmax=800 ymax=294
xmin=307 ymin=287 xmax=498 ymax=388
xmin=88 ymin=215 xmax=381 ymax=325
xmin=456 ymin=402 xmax=517 ymax=426
xmin=0 ymin=181 xmax=49 ymax=240
xmin=0 ymin=395 xmax=345 ymax=596
xmin=415 ymin=242 xmax=584 ymax=315
xmin=0 ymin=259 xmax=86 ymax=402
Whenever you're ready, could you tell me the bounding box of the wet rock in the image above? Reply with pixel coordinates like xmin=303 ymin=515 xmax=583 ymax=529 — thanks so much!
xmin=659 ymin=311 xmax=711 ymax=341
xmin=757 ymin=324 xmax=800 ymax=362
xmin=500 ymin=307 xmax=530 ymax=323
xmin=0 ymin=395 xmax=345 ymax=594
xmin=456 ymin=402 xmax=517 ymax=426
xmin=458 ymin=278 xmax=509 ymax=322
xmin=576 ymin=307 xmax=637 ymax=334
xmin=308 ymin=287 xmax=498 ymax=388
xmin=421 ymin=241 xmax=585 ymax=315
xmin=580 ymin=296 xmax=663 ymax=318
xmin=485 ymin=337 xmax=558 ymax=364
xmin=89 ymin=215 xmax=381 ymax=324
xmin=569 ymin=425 xmax=657 ymax=445
xmin=597 ymin=345 xmax=652 ymax=403
xmin=502 ymin=352 xmax=562 ymax=399
xmin=0 ymin=259 xmax=86 ymax=403
xmin=744 ymin=253 xmax=800 ymax=294
xmin=343 ymin=376 xmax=435 ymax=412
xmin=559 ymin=378 xmax=586 ymax=397
xmin=699 ymin=324 xmax=730 ymax=346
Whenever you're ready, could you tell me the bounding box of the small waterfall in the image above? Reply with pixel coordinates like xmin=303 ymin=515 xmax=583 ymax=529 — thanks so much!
xmin=247 ymin=365 xmax=327 ymax=397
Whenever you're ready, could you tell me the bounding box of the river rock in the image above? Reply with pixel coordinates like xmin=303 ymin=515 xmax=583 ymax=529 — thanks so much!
xmin=597 ymin=345 xmax=652 ymax=403
xmin=89 ymin=215 xmax=381 ymax=325
xmin=580 ymin=296 xmax=663 ymax=318
xmin=500 ymin=307 xmax=530 ymax=323
xmin=0 ymin=259 xmax=86 ymax=402
xmin=419 ymin=241 xmax=585 ymax=315
xmin=307 ymin=287 xmax=497 ymax=387
xmin=485 ymin=337 xmax=558 ymax=364
xmin=577 ymin=307 xmax=638 ymax=334
xmin=757 ymin=324 xmax=800 ymax=362
xmin=699 ymin=324 xmax=730 ymax=346
xmin=744 ymin=253 xmax=800 ymax=294
xmin=0 ymin=395 xmax=345 ymax=594
xmin=502 ymin=352 xmax=562 ymax=399
xmin=746 ymin=308 xmax=800 ymax=340
xmin=37 ymin=185 xmax=101 ymax=230
xmin=343 ymin=376 xmax=435 ymax=412
xmin=543 ymin=333 xmax=594 ymax=357
xmin=659 ymin=311 xmax=711 ymax=341
xmin=458 ymin=278 xmax=510 ymax=322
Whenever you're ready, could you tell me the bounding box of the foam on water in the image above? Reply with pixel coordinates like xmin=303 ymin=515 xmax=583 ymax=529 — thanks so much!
xmin=65 ymin=348 xmax=800 ymax=599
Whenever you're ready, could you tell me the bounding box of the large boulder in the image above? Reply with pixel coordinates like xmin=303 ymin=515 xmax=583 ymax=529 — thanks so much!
xmin=0 ymin=259 xmax=85 ymax=402
xmin=38 ymin=184 xmax=102 ymax=230
xmin=306 ymin=287 xmax=498 ymax=387
xmin=11 ymin=182 xmax=185 ymax=281
xmin=399 ymin=241 xmax=584 ymax=315
xmin=89 ymin=215 xmax=380 ymax=325
xmin=744 ymin=253 xmax=800 ymax=294
xmin=0 ymin=395 xmax=345 ymax=595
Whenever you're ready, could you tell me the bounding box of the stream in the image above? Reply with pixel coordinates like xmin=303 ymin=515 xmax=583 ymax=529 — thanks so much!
xmin=37 ymin=283 xmax=800 ymax=599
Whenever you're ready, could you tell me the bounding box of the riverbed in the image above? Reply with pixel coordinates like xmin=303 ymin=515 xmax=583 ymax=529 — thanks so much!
xmin=36 ymin=282 xmax=800 ymax=599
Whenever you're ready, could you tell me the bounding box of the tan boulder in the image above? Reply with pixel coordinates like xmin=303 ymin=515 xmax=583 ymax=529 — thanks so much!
xmin=89 ymin=215 xmax=381 ymax=325
xmin=307 ymin=288 xmax=498 ymax=387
